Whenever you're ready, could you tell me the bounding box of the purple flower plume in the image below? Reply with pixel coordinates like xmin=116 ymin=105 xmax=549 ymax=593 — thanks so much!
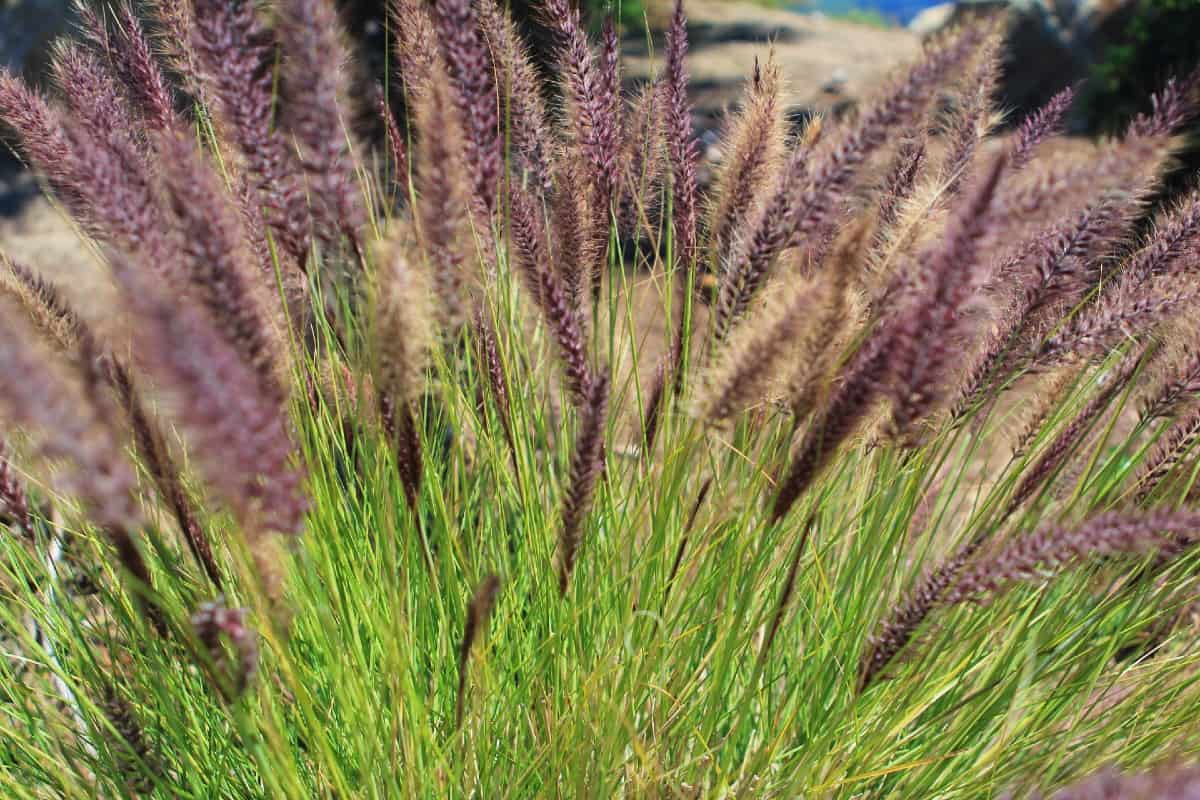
xmin=955 ymin=193 xmax=1138 ymax=413
xmin=663 ymin=0 xmax=700 ymax=276
xmin=946 ymin=511 xmax=1200 ymax=604
xmin=862 ymin=509 xmax=1200 ymax=688
xmin=717 ymin=23 xmax=987 ymax=339
xmin=0 ymin=297 xmax=163 ymax=622
xmin=510 ymin=184 xmax=594 ymax=403
xmin=887 ymin=154 xmax=1008 ymax=436
xmin=412 ymin=71 xmax=473 ymax=328
xmin=432 ymin=0 xmax=502 ymax=211
xmin=111 ymin=2 xmax=176 ymax=131
xmin=189 ymin=0 xmax=312 ymax=265
xmin=876 ymin=136 xmax=927 ymax=232
xmin=937 ymin=33 xmax=1001 ymax=196
xmin=544 ymin=0 xmax=622 ymax=300
xmin=111 ymin=256 xmax=306 ymax=539
xmin=276 ymin=0 xmax=366 ymax=244
xmin=557 ymin=374 xmax=610 ymax=595
xmin=772 ymin=155 xmax=1007 ymax=522
xmin=78 ymin=2 xmax=176 ymax=133
xmin=707 ymin=55 xmax=785 ymax=268
xmin=475 ymin=0 xmax=555 ymax=192
xmin=2 ymin=257 xmax=221 ymax=584
xmin=1132 ymin=405 xmax=1200 ymax=505
xmin=859 ymin=532 xmax=986 ymax=689
xmin=6 ymin=46 xmax=173 ymax=264
xmin=1008 ymin=85 xmax=1075 ymax=171
xmin=1124 ymin=186 xmax=1200 ymax=284
xmin=157 ymin=132 xmax=285 ymax=399
xmin=52 ymin=40 xmax=142 ymax=157
xmin=455 ymin=574 xmax=501 ymax=727
xmin=1007 ymin=350 xmax=1143 ymax=515
xmin=1127 ymin=64 xmax=1200 ymax=139
xmin=0 ymin=70 xmax=82 ymax=205
xmin=380 ymin=91 xmax=409 ymax=196
xmin=771 ymin=330 xmax=890 ymax=523
xmin=1142 ymin=342 xmax=1200 ymax=423
xmin=0 ymin=442 xmax=34 ymax=541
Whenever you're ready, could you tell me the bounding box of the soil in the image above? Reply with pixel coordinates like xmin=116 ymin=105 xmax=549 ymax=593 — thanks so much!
xmin=625 ymin=0 xmax=921 ymax=134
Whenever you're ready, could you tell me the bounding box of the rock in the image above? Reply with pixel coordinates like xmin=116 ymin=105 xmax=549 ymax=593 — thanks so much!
xmin=0 ymin=0 xmax=76 ymax=82
xmin=821 ymin=67 xmax=850 ymax=95
xmin=908 ymin=3 xmax=956 ymax=36
xmin=623 ymin=0 xmax=921 ymax=142
xmin=1 ymin=1 xmax=78 ymax=176
xmin=907 ymin=0 xmax=1137 ymax=128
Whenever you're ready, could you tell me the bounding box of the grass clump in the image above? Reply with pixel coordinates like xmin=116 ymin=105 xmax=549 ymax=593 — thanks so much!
xmin=0 ymin=0 xmax=1199 ymax=796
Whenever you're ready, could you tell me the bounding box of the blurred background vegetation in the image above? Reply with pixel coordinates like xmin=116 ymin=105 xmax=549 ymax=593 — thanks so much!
xmin=590 ymin=0 xmax=795 ymax=31
xmin=1084 ymin=0 xmax=1200 ymax=131
xmin=1079 ymin=0 xmax=1200 ymax=201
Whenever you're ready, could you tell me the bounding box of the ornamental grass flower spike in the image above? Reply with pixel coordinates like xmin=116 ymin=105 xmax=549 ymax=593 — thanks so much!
xmin=1 ymin=3 xmax=1200 ymax=795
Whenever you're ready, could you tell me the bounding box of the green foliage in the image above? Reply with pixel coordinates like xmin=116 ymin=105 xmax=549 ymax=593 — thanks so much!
xmin=588 ymin=0 xmax=795 ymax=31
xmin=832 ymin=8 xmax=893 ymax=28
xmin=2 ymin=300 xmax=1200 ymax=798
xmin=1087 ymin=0 xmax=1200 ymax=131
xmin=582 ymin=0 xmax=645 ymax=31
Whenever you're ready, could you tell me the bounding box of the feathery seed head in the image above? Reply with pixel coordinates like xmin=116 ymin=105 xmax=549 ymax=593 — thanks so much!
xmin=432 ymin=0 xmax=502 ymax=210
xmin=109 ymin=256 xmax=306 ymax=539
xmin=0 ymin=442 xmax=34 ymax=541
xmin=192 ymin=599 xmax=259 ymax=699
xmin=1008 ymin=84 xmax=1075 ymax=171
xmin=276 ymin=0 xmax=366 ymax=243
xmin=456 ymin=574 xmax=501 ymax=726
xmin=189 ymin=0 xmax=313 ymax=264
xmin=557 ymin=374 xmax=609 ymax=595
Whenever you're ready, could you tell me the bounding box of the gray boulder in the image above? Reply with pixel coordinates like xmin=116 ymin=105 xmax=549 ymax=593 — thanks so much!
xmin=0 ymin=0 xmax=76 ymax=83
xmin=908 ymin=0 xmax=1136 ymax=127
xmin=909 ymin=4 xmax=957 ymax=37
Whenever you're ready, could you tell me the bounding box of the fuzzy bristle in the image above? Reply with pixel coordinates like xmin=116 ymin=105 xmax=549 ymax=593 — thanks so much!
xmin=0 ymin=441 xmax=34 ymax=541
xmin=1008 ymin=84 xmax=1075 ymax=171
xmin=476 ymin=0 xmax=555 ymax=192
xmin=717 ymin=22 xmax=987 ymax=341
xmin=109 ymin=256 xmax=306 ymax=540
xmin=701 ymin=279 xmax=822 ymax=425
xmin=373 ymin=227 xmax=435 ymax=508
xmin=276 ymin=0 xmax=365 ymax=244
xmin=455 ymin=574 xmax=501 ymax=727
xmin=156 ymin=132 xmax=288 ymax=396
xmin=188 ymin=0 xmax=313 ymax=267
xmin=432 ymin=0 xmax=502 ymax=210
xmin=663 ymin=0 xmax=700 ymax=277
xmin=412 ymin=64 xmax=476 ymax=327
xmin=557 ymin=375 xmax=609 ymax=595
xmin=510 ymin=185 xmax=594 ymax=403
xmin=706 ymin=53 xmax=785 ymax=270
xmin=1132 ymin=404 xmax=1200 ymax=505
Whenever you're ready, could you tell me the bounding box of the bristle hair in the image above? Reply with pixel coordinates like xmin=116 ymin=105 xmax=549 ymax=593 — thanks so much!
xmin=706 ymin=53 xmax=785 ymax=269
xmin=189 ymin=0 xmax=313 ymax=265
xmin=557 ymin=375 xmax=609 ymax=595
xmin=432 ymin=0 xmax=502 ymax=210
xmin=455 ymin=574 xmax=501 ymax=727
xmin=109 ymin=256 xmax=306 ymax=539
xmin=276 ymin=0 xmax=366 ymax=243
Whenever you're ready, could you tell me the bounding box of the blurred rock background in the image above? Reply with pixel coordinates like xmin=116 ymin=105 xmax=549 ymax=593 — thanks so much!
xmin=0 ymin=0 xmax=73 ymax=81
xmin=0 ymin=0 xmax=74 ymax=213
